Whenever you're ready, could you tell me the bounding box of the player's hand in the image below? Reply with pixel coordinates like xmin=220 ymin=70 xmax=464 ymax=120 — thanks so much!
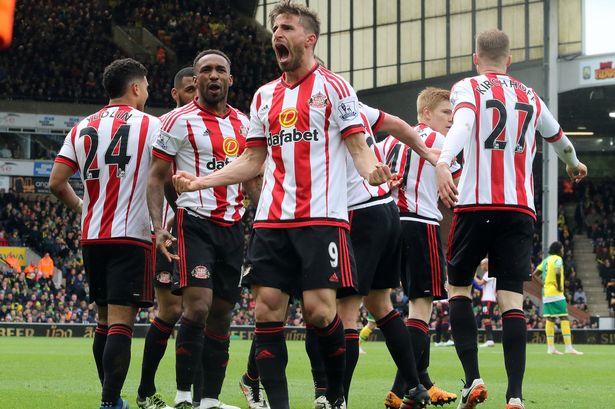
xmin=368 ymin=163 xmax=393 ymax=186
xmin=436 ymin=162 xmax=458 ymax=208
xmin=154 ymin=227 xmax=179 ymax=263
xmin=566 ymin=162 xmax=587 ymax=183
xmin=173 ymin=171 xmax=204 ymax=193
xmin=387 ymin=173 xmax=401 ymax=190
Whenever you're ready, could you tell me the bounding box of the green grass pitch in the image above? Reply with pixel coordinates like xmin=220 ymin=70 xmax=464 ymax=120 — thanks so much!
xmin=0 ymin=338 xmax=612 ymax=408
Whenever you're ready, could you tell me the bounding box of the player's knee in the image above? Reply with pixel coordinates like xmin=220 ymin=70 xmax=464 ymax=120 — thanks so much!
xmin=158 ymin=302 xmax=182 ymax=324
xmin=304 ymin=303 xmax=336 ymax=328
xmin=206 ymin=308 xmax=233 ymax=334
xmin=363 ymin=297 xmax=392 ymax=320
xmin=408 ymin=298 xmax=433 ymax=322
xmin=182 ymin=303 xmax=210 ymax=324
xmin=448 ymin=284 xmax=472 ymax=299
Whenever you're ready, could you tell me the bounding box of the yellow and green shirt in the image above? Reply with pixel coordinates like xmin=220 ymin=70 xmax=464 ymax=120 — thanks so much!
xmin=537 ymin=254 xmax=565 ymax=303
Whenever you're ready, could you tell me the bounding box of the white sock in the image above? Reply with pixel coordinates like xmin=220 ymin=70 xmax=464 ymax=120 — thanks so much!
xmin=175 ymin=390 xmax=192 ymax=405
xmin=200 ymin=398 xmax=220 ymax=408
xmin=565 ymin=344 xmax=574 ymax=351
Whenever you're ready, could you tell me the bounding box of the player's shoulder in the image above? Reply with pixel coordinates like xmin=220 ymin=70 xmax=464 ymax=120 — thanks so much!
xmin=160 ymin=101 xmax=198 ymax=133
xmin=451 ymin=76 xmax=477 ymax=91
xmin=132 ymin=109 xmax=161 ymax=127
xmin=254 ymin=76 xmax=283 ymax=98
xmin=416 ymin=123 xmax=445 ymax=141
xmin=228 ymin=105 xmax=251 ymax=128
xmin=315 ymin=66 xmax=354 ymax=99
xmin=228 ymin=104 xmax=249 ymax=120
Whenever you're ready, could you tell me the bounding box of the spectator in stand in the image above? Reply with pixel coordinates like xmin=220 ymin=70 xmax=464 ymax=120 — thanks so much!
xmin=606 ymin=279 xmax=615 ymax=316
xmin=3 ymin=252 xmax=21 ymax=272
xmin=572 ymin=286 xmax=587 ymax=311
xmin=38 ymin=252 xmax=54 ymax=279
xmin=2 ymin=0 xmax=279 ymax=112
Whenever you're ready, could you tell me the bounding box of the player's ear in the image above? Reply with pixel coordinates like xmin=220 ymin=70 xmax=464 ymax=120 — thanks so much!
xmin=171 ymin=87 xmax=178 ymax=101
xmin=506 ymin=54 xmax=512 ymax=67
xmin=472 ymin=53 xmax=478 ymax=66
xmin=132 ymin=82 xmax=141 ymax=97
xmin=306 ymin=32 xmax=317 ymax=49
xmin=228 ymin=74 xmax=234 ymax=87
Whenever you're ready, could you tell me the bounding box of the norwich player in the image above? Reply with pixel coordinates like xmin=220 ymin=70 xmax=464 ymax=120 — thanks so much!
xmin=358 ymin=312 xmax=377 ymax=353
xmin=533 ymin=241 xmax=583 ymax=356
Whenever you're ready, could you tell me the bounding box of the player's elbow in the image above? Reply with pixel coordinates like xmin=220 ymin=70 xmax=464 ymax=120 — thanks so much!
xmin=48 ymin=176 xmax=65 ymax=198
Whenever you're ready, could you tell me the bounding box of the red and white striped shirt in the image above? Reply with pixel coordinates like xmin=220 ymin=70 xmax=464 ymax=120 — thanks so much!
xmin=246 ymin=64 xmax=366 ymax=229
xmin=449 ymin=73 xmax=561 ymax=218
xmin=378 ymin=124 xmax=461 ymax=224
xmin=56 ymin=104 xmax=161 ymax=247
xmin=152 ymin=99 xmax=248 ymax=224
xmin=346 ymin=103 xmax=390 ymax=210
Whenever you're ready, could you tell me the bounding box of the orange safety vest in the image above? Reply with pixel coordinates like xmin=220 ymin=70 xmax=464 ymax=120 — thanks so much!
xmin=39 ymin=256 xmax=54 ymax=278
xmin=0 ymin=0 xmax=15 ymax=49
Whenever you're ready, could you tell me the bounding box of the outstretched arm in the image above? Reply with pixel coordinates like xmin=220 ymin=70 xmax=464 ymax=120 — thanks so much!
xmin=173 ymin=146 xmax=267 ymax=193
xmin=345 ymin=132 xmax=395 ymax=186
xmin=379 ymin=113 xmax=439 ymax=166
xmin=436 ymin=107 xmax=474 ymax=208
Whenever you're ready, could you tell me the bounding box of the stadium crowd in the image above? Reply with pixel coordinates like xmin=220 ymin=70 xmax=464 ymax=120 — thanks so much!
xmin=0 ymin=0 xmax=278 ymax=113
xmin=1 ymin=190 xmax=590 ymax=328
xmin=575 ymin=179 xmax=615 ymax=315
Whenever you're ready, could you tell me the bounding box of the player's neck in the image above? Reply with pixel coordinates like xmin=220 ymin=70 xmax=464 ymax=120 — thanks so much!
xmin=107 ymin=97 xmax=136 ymax=108
xmin=477 ymin=64 xmax=508 ymax=75
xmin=197 ymin=95 xmax=229 ymax=116
xmin=284 ymin=57 xmax=317 ymax=85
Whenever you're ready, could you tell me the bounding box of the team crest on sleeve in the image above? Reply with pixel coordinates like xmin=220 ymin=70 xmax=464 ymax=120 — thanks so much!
xmin=450 ymin=91 xmax=458 ymax=106
xmin=156 ymin=132 xmax=171 ymax=149
xmin=239 ymin=124 xmax=248 ymax=137
xmin=308 ymin=92 xmax=329 ymax=108
xmin=338 ymin=101 xmax=358 ymax=121
xmin=191 ymin=265 xmax=210 ymax=279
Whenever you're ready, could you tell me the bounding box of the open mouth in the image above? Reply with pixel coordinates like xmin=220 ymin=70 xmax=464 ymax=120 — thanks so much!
xmin=275 ymin=43 xmax=290 ymax=63
xmin=208 ymin=83 xmax=221 ymax=92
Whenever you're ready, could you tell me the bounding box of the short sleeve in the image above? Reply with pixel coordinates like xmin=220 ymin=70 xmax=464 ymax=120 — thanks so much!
xmin=246 ymin=90 xmax=267 ymax=148
xmin=450 ymin=79 xmax=477 ymax=115
xmin=328 ymin=78 xmax=365 ymax=139
xmin=153 ymin=112 xmax=185 ymax=162
xmin=450 ymin=160 xmax=462 ymax=178
xmin=536 ymin=97 xmax=563 ymax=143
xmin=360 ymin=103 xmax=385 ymax=133
xmin=554 ymin=257 xmax=563 ymax=269
xmin=55 ymin=127 xmax=79 ymax=173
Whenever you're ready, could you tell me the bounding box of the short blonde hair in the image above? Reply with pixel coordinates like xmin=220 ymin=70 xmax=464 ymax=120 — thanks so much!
xmin=476 ymin=29 xmax=510 ymax=63
xmin=416 ymin=87 xmax=450 ymax=122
